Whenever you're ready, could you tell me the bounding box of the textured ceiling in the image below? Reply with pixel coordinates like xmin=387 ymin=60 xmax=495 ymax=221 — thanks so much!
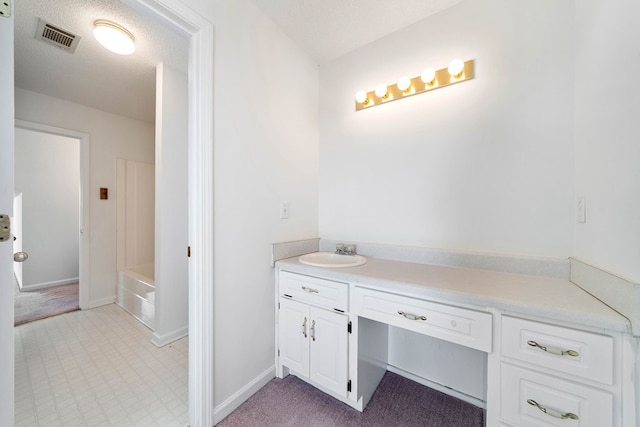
xmin=15 ymin=0 xmax=461 ymax=123
xmin=14 ymin=0 xmax=188 ymax=123
xmin=249 ymin=0 xmax=464 ymax=64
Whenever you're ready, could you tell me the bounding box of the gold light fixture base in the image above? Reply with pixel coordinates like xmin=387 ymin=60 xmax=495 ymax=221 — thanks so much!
xmin=355 ymin=60 xmax=474 ymax=111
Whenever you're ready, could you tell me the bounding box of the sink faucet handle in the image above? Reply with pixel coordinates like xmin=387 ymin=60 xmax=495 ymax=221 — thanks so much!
xmin=345 ymin=244 xmax=356 ymax=255
xmin=335 ymin=243 xmax=345 ymax=254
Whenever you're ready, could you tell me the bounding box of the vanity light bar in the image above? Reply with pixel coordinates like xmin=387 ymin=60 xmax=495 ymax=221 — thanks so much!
xmin=354 ymin=59 xmax=474 ymax=111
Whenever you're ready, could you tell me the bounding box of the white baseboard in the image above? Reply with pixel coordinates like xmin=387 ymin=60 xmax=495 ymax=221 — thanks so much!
xmin=20 ymin=277 xmax=79 ymax=292
xmin=213 ymin=366 xmax=275 ymax=425
xmin=386 ymin=365 xmax=486 ymax=409
xmin=89 ymin=296 xmax=116 ymax=308
xmin=151 ymin=325 xmax=188 ymax=348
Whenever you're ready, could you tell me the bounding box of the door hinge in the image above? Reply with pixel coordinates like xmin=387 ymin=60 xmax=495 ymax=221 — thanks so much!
xmin=278 ymin=302 xmax=280 ymax=309
xmin=0 ymin=0 xmax=11 ymax=18
xmin=187 ymin=246 xmax=191 ymax=257
xmin=347 ymin=321 xmax=352 ymax=334
xmin=0 ymin=215 xmax=10 ymax=242
xmin=278 ymin=349 xmax=280 ymax=357
xmin=347 ymin=380 xmax=352 ymax=392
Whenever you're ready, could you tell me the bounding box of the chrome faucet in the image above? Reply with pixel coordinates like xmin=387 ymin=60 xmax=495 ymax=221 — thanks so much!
xmin=336 ymin=243 xmax=357 ymax=256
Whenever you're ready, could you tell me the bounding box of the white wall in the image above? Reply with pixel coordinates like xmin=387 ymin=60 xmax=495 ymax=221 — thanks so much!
xmin=153 ymin=63 xmax=188 ymax=346
xmin=319 ymin=0 xmax=575 ymax=259
xmin=116 ymin=159 xmax=155 ymax=271
xmin=574 ymin=0 xmax=640 ymax=284
xmin=14 ymin=88 xmax=155 ymax=306
xmin=15 ymin=128 xmax=80 ymax=289
xmin=174 ymin=0 xmax=320 ymax=411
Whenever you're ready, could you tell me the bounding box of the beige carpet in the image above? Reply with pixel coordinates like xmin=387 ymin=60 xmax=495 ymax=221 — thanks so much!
xmin=14 ymin=282 xmax=80 ymax=326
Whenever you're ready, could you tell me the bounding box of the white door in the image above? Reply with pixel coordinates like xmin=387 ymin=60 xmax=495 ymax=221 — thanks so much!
xmin=279 ymin=298 xmax=310 ymax=376
xmin=0 ymin=2 xmax=15 ymax=425
xmin=309 ymin=306 xmax=348 ymax=398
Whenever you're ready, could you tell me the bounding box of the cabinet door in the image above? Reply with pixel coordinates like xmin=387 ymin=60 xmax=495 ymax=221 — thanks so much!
xmin=279 ymin=298 xmax=310 ymax=376
xmin=309 ymin=306 xmax=348 ymax=398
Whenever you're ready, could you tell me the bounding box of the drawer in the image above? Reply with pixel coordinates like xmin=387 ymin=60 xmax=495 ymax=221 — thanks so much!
xmin=352 ymin=286 xmax=492 ymax=352
xmin=279 ymin=271 xmax=348 ymax=311
xmin=502 ymin=316 xmax=613 ymax=384
xmin=501 ymin=363 xmax=613 ymax=427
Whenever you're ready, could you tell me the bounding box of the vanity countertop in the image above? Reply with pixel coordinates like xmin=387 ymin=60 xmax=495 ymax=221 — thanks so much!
xmin=276 ymin=255 xmax=630 ymax=334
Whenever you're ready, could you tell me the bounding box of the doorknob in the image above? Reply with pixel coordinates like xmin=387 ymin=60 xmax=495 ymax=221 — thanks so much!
xmin=14 ymin=252 xmax=28 ymax=262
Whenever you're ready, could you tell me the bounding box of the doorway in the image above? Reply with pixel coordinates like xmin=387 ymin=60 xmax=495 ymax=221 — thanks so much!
xmin=14 ymin=121 xmax=90 ymax=312
xmin=2 ymin=1 xmax=214 ymax=426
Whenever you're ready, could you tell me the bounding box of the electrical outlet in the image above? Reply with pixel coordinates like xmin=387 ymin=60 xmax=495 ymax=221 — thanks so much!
xmin=577 ymin=196 xmax=586 ymax=223
xmin=280 ymin=201 xmax=289 ymax=219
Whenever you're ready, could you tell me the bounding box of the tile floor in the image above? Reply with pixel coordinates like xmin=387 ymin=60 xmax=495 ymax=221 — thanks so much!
xmin=14 ymin=304 xmax=188 ymax=426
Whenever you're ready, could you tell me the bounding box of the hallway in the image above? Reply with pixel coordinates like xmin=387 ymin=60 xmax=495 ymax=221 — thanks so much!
xmin=14 ymin=304 xmax=188 ymax=426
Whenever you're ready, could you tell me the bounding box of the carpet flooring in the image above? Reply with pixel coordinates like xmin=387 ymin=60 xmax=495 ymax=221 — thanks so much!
xmin=14 ymin=282 xmax=80 ymax=326
xmin=217 ymin=371 xmax=484 ymax=427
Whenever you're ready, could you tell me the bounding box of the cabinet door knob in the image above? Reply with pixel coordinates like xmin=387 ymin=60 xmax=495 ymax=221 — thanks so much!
xmin=527 ymin=340 xmax=579 ymax=357
xmin=301 ymin=286 xmax=319 ymax=294
xmin=527 ymin=399 xmax=579 ymax=420
xmin=302 ymin=317 xmax=307 ymax=338
xmin=310 ymin=320 xmax=316 ymax=341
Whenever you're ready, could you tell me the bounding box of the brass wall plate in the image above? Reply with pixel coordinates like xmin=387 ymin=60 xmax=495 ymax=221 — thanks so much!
xmin=355 ymin=60 xmax=474 ymax=111
xmin=100 ymin=187 xmax=108 ymax=200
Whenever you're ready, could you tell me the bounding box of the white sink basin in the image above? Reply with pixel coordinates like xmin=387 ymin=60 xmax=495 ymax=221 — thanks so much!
xmin=299 ymin=252 xmax=367 ymax=268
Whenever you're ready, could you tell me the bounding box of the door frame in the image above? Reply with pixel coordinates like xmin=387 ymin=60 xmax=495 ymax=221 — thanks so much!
xmin=14 ymin=120 xmax=90 ymax=309
xmin=120 ymin=1 xmax=215 ymax=426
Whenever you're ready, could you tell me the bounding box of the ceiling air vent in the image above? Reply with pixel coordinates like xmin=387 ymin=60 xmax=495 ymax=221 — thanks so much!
xmin=35 ymin=19 xmax=81 ymax=53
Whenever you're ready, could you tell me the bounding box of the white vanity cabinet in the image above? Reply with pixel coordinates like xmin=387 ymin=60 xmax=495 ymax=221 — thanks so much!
xmin=498 ymin=316 xmax=620 ymax=427
xmin=277 ymin=271 xmax=351 ymax=400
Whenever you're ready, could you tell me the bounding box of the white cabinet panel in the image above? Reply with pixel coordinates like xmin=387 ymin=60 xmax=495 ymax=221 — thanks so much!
xmin=310 ymin=306 xmax=348 ymax=397
xmin=502 ymin=316 xmax=613 ymax=384
xmin=501 ymin=363 xmax=613 ymax=427
xmin=353 ymin=286 xmax=492 ymax=352
xmin=280 ymin=271 xmax=348 ymax=311
xmin=279 ymin=297 xmax=349 ymax=398
xmin=279 ymin=298 xmax=310 ymax=375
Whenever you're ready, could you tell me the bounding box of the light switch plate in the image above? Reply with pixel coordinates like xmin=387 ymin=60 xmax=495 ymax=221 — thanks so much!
xmin=577 ymin=196 xmax=586 ymax=223
xmin=0 ymin=0 xmax=11 ymax=18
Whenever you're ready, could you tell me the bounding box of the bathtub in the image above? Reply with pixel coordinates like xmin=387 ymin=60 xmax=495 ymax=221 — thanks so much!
xmin=117 ymin=263 xmax=155 ymax=329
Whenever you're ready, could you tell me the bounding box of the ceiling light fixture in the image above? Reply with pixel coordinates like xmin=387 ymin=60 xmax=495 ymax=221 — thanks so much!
xmin=93 ymin=20 xmax=135 ymax=55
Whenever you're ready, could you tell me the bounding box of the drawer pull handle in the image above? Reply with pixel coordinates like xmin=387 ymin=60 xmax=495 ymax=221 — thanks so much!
xmin=527 ymin=399 xmax=579 ymax=420
xmin=527 ymin=340 xmax=579 ymax=357
xmin=302 ymin=317 xmax=307 ymax=338
xmin=310 ymin=320 xmax=316 ymax=341
xmin=397 ymin=310 xmax=427 ymax=321
xmin=301 ymin=286 xmax=319 ymax=294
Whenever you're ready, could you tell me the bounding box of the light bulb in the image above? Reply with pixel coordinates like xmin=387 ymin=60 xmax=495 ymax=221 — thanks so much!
xmin=448 ymin=59 xmax=464 ymax=77
xmin=421 ymin=68 xmax=436 ymax=85
xmin=397 ymin=76 xmax=411 ymax=92
xmin=375 ymin=84 xmax=388 ymax=98
xmin=355 ymin=90 xmax=368 ymax=104
xmin=94 ymin=20 xmax=135 ymax=55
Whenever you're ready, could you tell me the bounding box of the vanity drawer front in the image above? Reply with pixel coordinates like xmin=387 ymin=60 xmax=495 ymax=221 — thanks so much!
xmin=352 ymin=287 xmax=492 ymax=352
xmin=502 ymin=316 xmax=613 ymax=384
xmin=501 ymin=363 xmax=613 ymax=427
xmin=279 ymin=271 xmax=348 ymax=311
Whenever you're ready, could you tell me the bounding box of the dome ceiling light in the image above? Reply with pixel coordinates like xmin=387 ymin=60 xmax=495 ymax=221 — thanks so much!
xmin=93 ymin=20 xmax=135 ymax=55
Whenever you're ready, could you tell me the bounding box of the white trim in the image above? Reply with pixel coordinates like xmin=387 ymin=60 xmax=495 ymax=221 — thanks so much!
xmin=151 ymin=325 xmax=189 ymax=348
xmin=14 ymin=119 xmax=91 ymax=310
xmin=213 ymin=366 xmax=275 ymax=425
xmin=19 ymin=277 xmax=79 ymax=291
xmin=120 ymin=1 xmax=215 ymax=426
xmin=88 ymin=296 xmax=116 ymax=308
